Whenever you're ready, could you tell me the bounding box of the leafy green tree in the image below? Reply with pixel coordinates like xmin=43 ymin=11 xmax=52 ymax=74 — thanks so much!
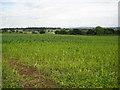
xmin=59 ymin=30 xmax=68 ymax=34
xmin=87 ymin=29 xmax=95 ymax=35
xmin=39 ymin=30 xmax=45 ymax=34
xmin=55 ymin=30 xmax=67 ymax=34
xmin=94 ymin=26 xmax=104 ymax=35
xmin=69 ymin=29 xmax=82 ymax=35
xmin=2 ymin=30 xmax=7 ymax=33
xmin=55 ymin=30 xmax=59 ymax=34
xmin=104 ymin=28 xmax=114 ymax=35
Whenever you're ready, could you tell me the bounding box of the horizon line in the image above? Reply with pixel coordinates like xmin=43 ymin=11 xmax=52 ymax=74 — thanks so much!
xmin=0 ymin=26 xmax=119 ymax=29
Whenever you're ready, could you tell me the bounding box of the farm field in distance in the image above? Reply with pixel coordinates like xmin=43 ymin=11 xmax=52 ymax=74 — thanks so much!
xmin=2 ymin=34 xmax=118 ymax=88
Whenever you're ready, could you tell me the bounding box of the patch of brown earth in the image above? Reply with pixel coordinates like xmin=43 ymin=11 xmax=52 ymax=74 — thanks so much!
xmin=9 ymin=60 xmax=58 ymax=88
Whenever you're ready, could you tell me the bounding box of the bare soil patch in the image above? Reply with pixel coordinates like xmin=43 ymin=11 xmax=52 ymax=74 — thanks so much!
xmin=9 ymin=60 xmax=58 ymax=88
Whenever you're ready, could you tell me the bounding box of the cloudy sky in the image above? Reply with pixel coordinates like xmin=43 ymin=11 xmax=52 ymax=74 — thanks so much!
xmin=0 ymin=0 xmax=119 ymax=28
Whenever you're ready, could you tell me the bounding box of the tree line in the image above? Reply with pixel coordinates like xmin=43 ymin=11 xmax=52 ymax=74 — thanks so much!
xmin=1 ymin=26 xmax=119 ymax=35
xmin=55 ymin=26 xmax=119 ymax=35
xmin=1 ymin=27 xmax=60 ymax=31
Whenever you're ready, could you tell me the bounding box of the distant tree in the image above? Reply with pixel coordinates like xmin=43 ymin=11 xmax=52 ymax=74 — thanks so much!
xmin=104 ymin=28 xmax=114 ymax=35
xmin=60 ymin=30 xmax=68 ymax=34
xmin=2 ymin=30 xmax=7 ymax=33
xmin=16 ymin=30 xmax=18 ymax=33
xmin=2 ymin=28 xmax=8 ymax=33
xmin=19 ymin=31 xmax=23 ymax=33
xmin=114 ymin=29 xmax=120 ymax=35
xmin=81 ymin=30 xmax=87 ymax=35
xmin=68 ymin=29 xmax=82 ymax=35
xmin=8 ymin=31 xmax=12 ymax=33
xmin=94 ymin=26 xmax=104 ymax=35
xmin=55 ymin=30 xmax=60 ymax=34
xmin=87 ymin=29 xmax=95 ymax=35
xmin=32 ymin=31 xmax=38 ymax=34
xmin=11 ymin=29 xmax=15 ymax=33
xmin=39 ymin=30 xmax=45 ymax=34
xmin=55 ymin=29 xmax=67 ymax=34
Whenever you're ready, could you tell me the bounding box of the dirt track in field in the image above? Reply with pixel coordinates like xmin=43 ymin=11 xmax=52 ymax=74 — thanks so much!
xmin=9 ymin=60 xmax=58 ymax=88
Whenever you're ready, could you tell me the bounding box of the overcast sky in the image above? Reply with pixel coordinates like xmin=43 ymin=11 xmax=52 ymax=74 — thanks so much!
xmin=0 ymin=0 xmax=119 ymax=28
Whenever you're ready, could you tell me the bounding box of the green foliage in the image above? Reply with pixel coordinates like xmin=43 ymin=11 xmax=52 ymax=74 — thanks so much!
xmin=87 ymin=29 xmax=95 ymax=35
xmin=94 ymin=26 xmax=104 ymax=35
xmin=1 ymin=26 xmax=118 ymax=35
xmin=55 ymin=30 xmax=68 ymax=34
xmin=55 ymin=29 xmax=82 ymax=35
xmin=54 ymin=27 xmax=117 ymax=35
xmin=2 ymin=34 xmax=119 ymax=88
xmin=69 ymin=29 xmax=82 ymax=35
xmin=104 ymin=28 xmax=114 ymax=34
xmin=39 ymin=30 xmax=45 ymax=34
